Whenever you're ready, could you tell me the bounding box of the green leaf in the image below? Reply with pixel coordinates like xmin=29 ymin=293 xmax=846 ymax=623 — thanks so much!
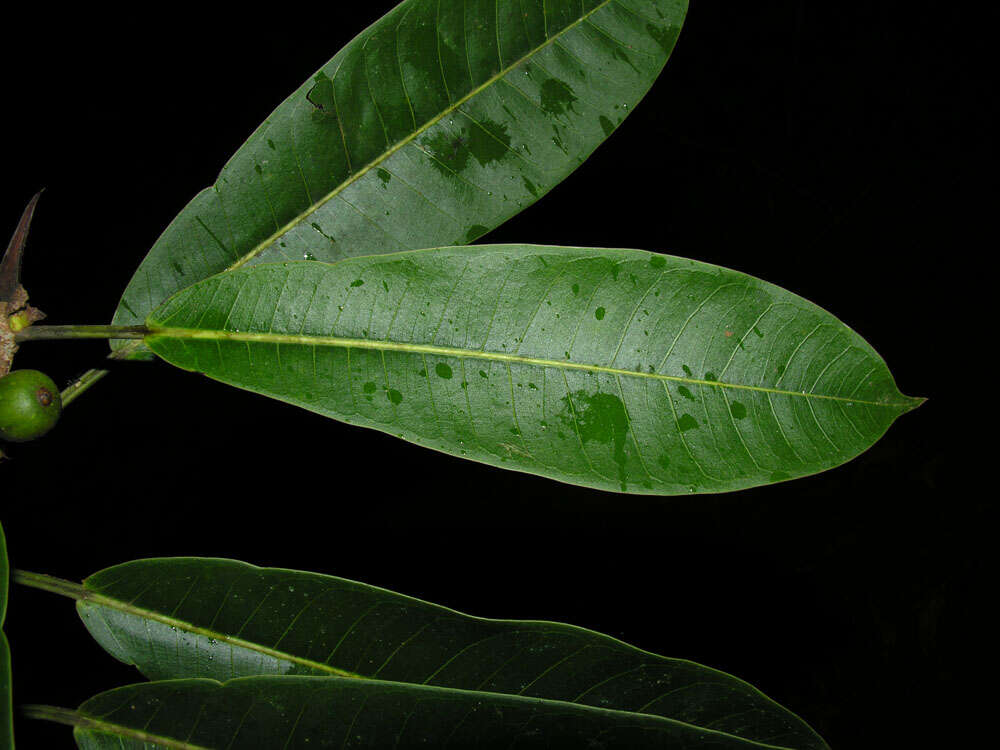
xmin=111 ymin=0 xmax=689 ymax=354
xmin=22 ymin=558 xmax=827 ymax=749
xmin=0 ymin=521 xmax=8 ymax=626
xmin=1 ymin=522 xmax=12 ymax=749
xmin=0 ymin=633 xmax=9 ymax=750
xmin=145 ymin=245 xmax=920 ymax=495
xmin=31 ymin=676 xmax=808 ymax=749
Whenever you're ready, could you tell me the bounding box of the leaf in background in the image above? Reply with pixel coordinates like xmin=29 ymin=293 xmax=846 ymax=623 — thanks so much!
xmin=146 ymin=245 xmax=920 ymax=495
xmin=112 ymin=0 xmax=689 ymax=356
xmin=21 ymin=558 xmax=827 ymax=749
xmin=0 ymin=635 xmax=9 ymax=750
xmin=0 ymin=521 xmax=7 ymax=626
xmin=31 ymin=676 xmax=806 ymax=749
xmin=1 ymin=522 xmax=12 ymax=749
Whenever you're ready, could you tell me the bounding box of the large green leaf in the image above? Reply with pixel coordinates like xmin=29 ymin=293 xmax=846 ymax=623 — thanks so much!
xmin=1 ymin=522 xmax=12 ymax=749
xmin=21 ymin=558 xmax=827 ymax=749
xmin=145 ymin=245 xmax=920 ymax=494
xmin=31 ymin=676 xmax=804 ymax=749
xmin=111 ymin=0 xmax=688 ymax=356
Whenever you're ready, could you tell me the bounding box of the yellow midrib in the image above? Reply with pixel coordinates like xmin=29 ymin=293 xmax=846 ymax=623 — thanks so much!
xmin=146 ymin=326 xmax=912 ymax=409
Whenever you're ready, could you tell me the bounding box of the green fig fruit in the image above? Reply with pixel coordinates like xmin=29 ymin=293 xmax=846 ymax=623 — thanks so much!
xmin=0 ymin=370 xmax=62 ymax=442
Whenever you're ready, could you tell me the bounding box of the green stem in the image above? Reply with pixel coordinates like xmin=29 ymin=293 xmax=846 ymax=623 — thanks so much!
xmin=21 ymin=705 xmax=81 ymax=728
xmin=23 ymin=705 xmax=212 ymax=750
xmin=48 ymin=338 xmax=148 ymax=408
xmin=13 ymin=325 xmax=148 ymax=342
xmin=60 ymin=368 xmax=110 ymax=407
xmin=12 ymin=570 xmax=87 ymax=601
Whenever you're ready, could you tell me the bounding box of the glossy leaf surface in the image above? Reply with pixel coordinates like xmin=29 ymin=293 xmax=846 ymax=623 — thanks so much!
xmin=1 ymin=522 xmax=12 ymax=749
xmin=112 ymin=0 xmax=688 ymax=351
xmin=57 ymin=676 xmax=799 ymax=749
xmin=64 ymin=558 xmax=826 ymax=749
xmin=146 ymin=245 xmax=920 ymax=495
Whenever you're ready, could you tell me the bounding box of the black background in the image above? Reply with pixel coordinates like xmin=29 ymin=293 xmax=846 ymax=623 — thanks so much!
xmin=0 ymin=2 xmax=980 ymax=747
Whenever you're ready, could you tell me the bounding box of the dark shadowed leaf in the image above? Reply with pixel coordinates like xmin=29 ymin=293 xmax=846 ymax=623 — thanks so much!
xmin=19 ymin=558 xmax=827 ymax=749
xmin=1 ymin=522 xmax=12 ymax=748
xmin=0 ymin=634 xmax=9 ymax=750
xmin=32 ymin=676 xmax=810 ymax=749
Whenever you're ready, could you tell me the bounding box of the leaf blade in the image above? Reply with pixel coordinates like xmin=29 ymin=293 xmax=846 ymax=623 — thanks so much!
xmin=67 ymin=557 xmax=827 ymax=749
xmin=1 ymin=522 xmax=12 ymax=749
xmin=58 ymin=676 xmax=800 ymax=749
xmin=112 ymin=0 xmax=689 ymax=345
xmin=146 ymin=245 xmax=920 ymax=495
xmin=1 ymin=521 xmax=8 ymax=626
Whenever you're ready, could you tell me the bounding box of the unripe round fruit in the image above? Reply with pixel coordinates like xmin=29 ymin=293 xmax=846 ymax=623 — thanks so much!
xmin=0 ymin=370 xmax=62 ymax=442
